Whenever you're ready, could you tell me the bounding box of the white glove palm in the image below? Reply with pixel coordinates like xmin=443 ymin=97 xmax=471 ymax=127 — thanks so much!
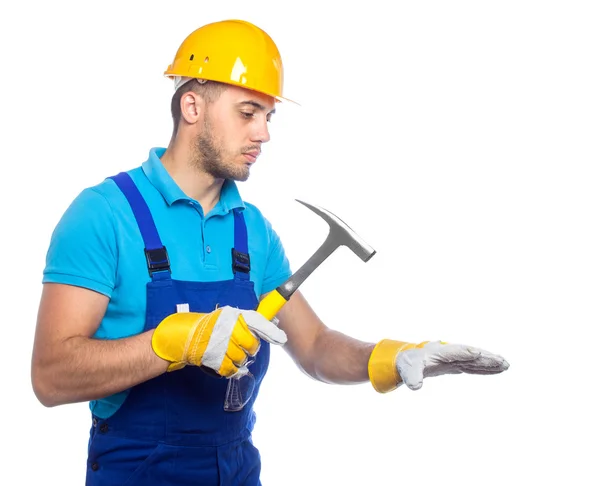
xmin=396 ymin=340 xmax=509 ymax=390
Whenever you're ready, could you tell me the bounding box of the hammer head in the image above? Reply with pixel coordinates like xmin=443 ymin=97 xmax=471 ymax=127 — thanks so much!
xmin=295 ymin=199 xmax=376 ymax=262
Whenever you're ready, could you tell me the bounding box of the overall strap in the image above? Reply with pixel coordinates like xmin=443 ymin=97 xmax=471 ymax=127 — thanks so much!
xmin=109 ymin=172 xmax=171 ymax=281
xmin=232 ymin=208 xmax=251 ymax=281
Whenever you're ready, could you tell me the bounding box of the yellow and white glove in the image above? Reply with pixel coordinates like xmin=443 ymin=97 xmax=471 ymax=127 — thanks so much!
xmin=152 ymin=305 xmax=287 ymax=376
xmin=368 ymin=339 xmax=509 ymax=392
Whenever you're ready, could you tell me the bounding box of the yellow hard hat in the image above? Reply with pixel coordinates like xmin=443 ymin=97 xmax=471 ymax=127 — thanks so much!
xmin=164 ymin=19 xmax=294 ymax=103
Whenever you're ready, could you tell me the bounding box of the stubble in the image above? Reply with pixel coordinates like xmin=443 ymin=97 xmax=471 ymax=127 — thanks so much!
xmin=193 ymin=117 xmax=250 ymax=182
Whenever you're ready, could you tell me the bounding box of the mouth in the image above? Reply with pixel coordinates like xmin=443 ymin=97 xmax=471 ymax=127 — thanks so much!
xmin=242 ymin=152 xmax=259 ymax=163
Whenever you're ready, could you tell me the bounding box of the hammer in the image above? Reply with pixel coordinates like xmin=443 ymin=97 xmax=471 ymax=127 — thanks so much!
xmin=223 ymin=199 xmax=376 ymax=411
xmin=257 ymin=199 xmax=376 ymax=320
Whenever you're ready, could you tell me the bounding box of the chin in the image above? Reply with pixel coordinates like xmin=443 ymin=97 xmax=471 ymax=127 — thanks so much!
xmin=231 ymin=170 xmax=250 ymax=182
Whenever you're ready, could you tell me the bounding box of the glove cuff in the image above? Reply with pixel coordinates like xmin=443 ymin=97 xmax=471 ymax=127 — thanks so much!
xmin=152 ymin=311 xmax=213 ymax=371
xmin=368 ymin=339 xmax=429 ymax=393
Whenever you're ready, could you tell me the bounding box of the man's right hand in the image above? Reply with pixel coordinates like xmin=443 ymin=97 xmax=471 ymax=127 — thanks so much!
xmin=151 ymin=306 xmax=287 ymax=376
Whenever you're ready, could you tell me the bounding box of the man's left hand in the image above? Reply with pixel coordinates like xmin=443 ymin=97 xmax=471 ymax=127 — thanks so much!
xmin=396 ymin=340 xmax=510 ymax=391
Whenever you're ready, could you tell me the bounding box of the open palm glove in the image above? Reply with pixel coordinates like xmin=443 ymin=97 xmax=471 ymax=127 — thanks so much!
xmin=368 ymin=339 xmax=509 ymax=392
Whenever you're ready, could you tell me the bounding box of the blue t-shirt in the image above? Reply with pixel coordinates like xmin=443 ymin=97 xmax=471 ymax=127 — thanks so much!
xmin=43 ymin=147 xmax=292 ymax=417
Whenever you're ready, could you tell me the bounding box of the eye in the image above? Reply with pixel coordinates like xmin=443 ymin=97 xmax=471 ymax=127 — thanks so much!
xmin=241 ymin=112 xmax=254 ymax=119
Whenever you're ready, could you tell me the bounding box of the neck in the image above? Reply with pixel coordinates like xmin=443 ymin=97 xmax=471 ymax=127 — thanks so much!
xmin=161 ymin=137 xmax=224 ymax=215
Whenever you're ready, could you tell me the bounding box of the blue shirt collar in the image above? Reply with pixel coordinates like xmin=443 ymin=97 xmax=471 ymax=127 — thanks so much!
xmin=141 ymin=147 xmax=245 ymax=214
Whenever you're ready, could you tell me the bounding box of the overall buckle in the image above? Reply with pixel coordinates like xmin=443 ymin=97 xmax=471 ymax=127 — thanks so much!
xmin=145 ymin=246 xmax=171 ymax=276
xmin=231 ymin=249 xmax=251 ymax=274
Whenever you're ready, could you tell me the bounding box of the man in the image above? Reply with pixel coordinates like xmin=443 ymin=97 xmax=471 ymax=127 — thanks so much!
xmin=31 ymin=19 xmax=509 ymax=486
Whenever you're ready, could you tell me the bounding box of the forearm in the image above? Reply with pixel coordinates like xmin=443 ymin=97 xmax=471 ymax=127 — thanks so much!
xmin=308 ymin=328 xmax=376 ymax=385
xmin=277 ymin=291 xmax=509 ymax=391
xmin=32 ymin=330 xmax=168 ymax=407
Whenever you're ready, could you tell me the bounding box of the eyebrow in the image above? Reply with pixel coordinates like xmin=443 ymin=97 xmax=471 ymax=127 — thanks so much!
xmin=238 ymin=100 xmax=276 ymax=115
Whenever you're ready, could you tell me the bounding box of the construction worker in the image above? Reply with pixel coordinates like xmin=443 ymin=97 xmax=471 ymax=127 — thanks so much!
xmin=31 ymin=19 xmax=509 ymax=486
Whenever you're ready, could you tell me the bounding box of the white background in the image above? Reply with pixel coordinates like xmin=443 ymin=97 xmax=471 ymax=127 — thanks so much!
xmin=1 ymin=1 xmax=599 ymax=484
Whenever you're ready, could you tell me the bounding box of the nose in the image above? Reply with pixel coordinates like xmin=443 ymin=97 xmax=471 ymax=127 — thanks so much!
xmin=251 ymin=117 xmax=271 ymax=144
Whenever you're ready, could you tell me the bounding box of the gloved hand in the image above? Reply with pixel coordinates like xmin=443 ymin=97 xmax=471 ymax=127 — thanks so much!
xmin=152 ymin=305 xmax=287 ymax=376
xmin=368 ymin=339 xmax=509 ymax=392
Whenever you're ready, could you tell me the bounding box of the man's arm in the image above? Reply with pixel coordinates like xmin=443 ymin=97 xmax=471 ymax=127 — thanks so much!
xmin=274 ymin=290 xmax=509 ymax=390
xmin=274 ymin=290 xmax=375 ymax=384
xmin=31 ymin=283 xmax=168 ymax=407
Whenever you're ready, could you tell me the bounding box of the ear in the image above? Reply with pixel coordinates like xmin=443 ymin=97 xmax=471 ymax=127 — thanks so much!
xmin=180 ymin=91 xmax=205 ymax=125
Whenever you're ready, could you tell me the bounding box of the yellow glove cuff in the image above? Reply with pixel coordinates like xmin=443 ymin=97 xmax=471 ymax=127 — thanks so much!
xmin=368 ymin=339 xmax=429 ymax=393
xmin=152 ymin=311 xmax=218 ymax=372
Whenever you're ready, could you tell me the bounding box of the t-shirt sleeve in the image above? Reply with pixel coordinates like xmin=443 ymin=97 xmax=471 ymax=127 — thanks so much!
xmin=42 ymin=188 xmax=117 ymax=297
xmin=260 ymin=218 xmax=292 ymax=295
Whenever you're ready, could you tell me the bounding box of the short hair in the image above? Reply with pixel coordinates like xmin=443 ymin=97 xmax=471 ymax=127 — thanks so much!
xmin=170 ymin=79 xmax=227 ymax=137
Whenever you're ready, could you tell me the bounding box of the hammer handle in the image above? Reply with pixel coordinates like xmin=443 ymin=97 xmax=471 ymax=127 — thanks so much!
xmin=256 ymin=288 xmax=288 ymax=320
xmin=255 ymin=239 xmax=338 ymax=320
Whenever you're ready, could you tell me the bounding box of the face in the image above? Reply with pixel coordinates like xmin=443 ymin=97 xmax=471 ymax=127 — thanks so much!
xmin=194 ymin=85 xmax=276 ymax=181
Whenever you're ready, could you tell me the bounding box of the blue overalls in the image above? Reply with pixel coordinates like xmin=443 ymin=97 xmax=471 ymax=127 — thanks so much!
xmin=86 ymin=172 xmax=269 ymax=485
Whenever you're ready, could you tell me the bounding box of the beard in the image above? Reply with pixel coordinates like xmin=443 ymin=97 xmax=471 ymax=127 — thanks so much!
xmin=193 ymin=117 xmax=250 ymax=182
